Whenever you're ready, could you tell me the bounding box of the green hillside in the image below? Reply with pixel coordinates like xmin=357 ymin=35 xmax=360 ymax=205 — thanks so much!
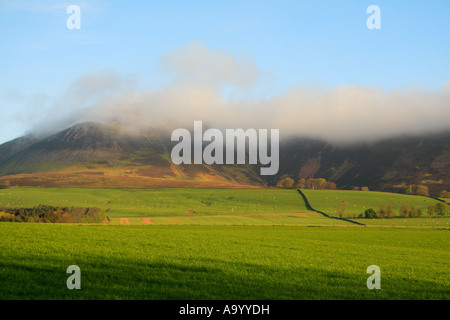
xmin=0 ymin=187 xmax=311 ymax=218
xmin=302 ymin=189 xmax=442 ymax=218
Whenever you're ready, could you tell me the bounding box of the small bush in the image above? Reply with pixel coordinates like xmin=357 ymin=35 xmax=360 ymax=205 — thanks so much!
xmin=364 ymin=208 xmax=378 ymax=219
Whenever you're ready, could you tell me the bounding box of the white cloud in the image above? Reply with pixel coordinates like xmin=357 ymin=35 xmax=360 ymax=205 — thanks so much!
xmin=162 ymin=41 xmax=259 ymax=88
xmin=27 ymin=42 xmax=450 ymax=142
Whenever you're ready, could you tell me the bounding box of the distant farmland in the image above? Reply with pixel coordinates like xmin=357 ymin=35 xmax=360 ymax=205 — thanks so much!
xmin=0 ymin=187 xmax=355 ymax=226
xmin=0 ymin=187 xmax=310 ymax=217
xmin=0 ymin=187 xmax=446 ymax=227
xmin=107 ymin=212 xmax=353 ymax=226
xmin=302 ymin=189 xmax=441 ymax=218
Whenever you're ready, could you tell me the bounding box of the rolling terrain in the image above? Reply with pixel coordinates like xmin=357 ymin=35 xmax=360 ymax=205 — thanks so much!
xmin=302 ymin=189 xmax=440 ymax=218
xmin=0 ymin=123 xmax=265 ymax=188
xmin=1 ymin=187 xmax=446 ymax=227
xmin=0 ymin=187 xmax=353 ymax=226
xmin=0 ymin=122 xmax=448 ymax=195
xmin=274 ymin=133 xmax=450 ymax=196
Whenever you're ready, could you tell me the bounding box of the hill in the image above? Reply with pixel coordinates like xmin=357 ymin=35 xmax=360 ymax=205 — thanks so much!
xmin=0 ymin=122 xmax=265 ymax=188
xmin=0 ymin=122 xmax=448 ymax=194
xmin=274 ymin=133 xmax=449 ymax=196
xmin=301 ymin=189 xmax=441 ymax=218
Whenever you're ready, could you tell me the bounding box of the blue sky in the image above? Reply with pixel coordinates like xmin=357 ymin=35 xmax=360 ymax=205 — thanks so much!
xmin=0 ymin=0 xmax=449 ymax=143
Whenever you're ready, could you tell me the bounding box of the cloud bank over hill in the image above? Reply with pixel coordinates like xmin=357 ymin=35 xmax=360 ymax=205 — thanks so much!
xmin=32 ymin=42 xmax=450 ymax=143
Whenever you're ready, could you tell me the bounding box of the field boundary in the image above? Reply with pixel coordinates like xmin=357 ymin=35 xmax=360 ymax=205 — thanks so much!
xmin=297 ymin=189 xmax=365 ymax=226
xmin=428 ymin=196 xmax=450 ymax=205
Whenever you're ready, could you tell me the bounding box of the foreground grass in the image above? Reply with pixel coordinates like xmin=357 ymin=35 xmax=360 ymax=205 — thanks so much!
xmin=0 ymin=223 xmax=448 ymax=299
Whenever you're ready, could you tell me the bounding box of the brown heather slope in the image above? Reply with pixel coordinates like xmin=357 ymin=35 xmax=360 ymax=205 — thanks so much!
xmin=0 ymin=122 xmax=266 ymax=188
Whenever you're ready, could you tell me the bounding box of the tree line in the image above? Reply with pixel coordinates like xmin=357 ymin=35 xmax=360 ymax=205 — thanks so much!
xmin=276 ymin=177 xmax=373 ymax=191
xmin=405 ymin=185 xmax=450 ymax=199
xmin=353 ymin=202 xmax=448 ymax=219
xmin=275 ymin=177 xmax=450 ymax=200
xmin=0 ymin=205 xmax=106 ymax=223
xmin=276 ymin=178 xmax=337 ymax=190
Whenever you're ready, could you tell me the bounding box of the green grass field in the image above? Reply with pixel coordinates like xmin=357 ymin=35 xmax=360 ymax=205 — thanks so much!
xmin=0 ymin=187 xmax=127 ymax=211
xmin=108 ymin=212 xmax=353 ymax=226
xmin=302 ymin=189 xmax=442 ymax=218
xmin=355 ymin=217 xmax=450 ymax=228
xmin=0 ymin=188 xmax=310 ymax=218
xmin=0 ymin=223 xmax=448 ymax=300
xmin=1 ymin=187 xmax=357 ymax=226
xmin=1 ymin=187 xmax=449 ymax=300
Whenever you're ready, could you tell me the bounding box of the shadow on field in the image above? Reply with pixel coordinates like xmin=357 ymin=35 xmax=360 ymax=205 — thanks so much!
xmin=1 ymin=256 xmax=448 ymax=300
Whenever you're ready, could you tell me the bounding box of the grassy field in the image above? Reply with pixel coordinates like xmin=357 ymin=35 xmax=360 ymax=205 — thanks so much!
xmin=0 ymin=223 xmax=448 ymax=300
xmin=1 ymin=187 xmax=447 ymax=227
xmin=0 ymin=187 xmax=311 ymax=218
xmin=108 ymin=212 xmax=353 ymax=226
xmin=1 ymin=187 xmax=449 ymax=300
xmin=0 ymin=187 xmax=357 ymax=226
xmin=355 ymin=217 xmax=450 ymax=228
xmin=302 ymin=189 xmax=442 ymax=218
xmin=105 ymin=188 xmax=310 ymax=217
xmin=0 ymin=188 xmax=127 ymax=211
